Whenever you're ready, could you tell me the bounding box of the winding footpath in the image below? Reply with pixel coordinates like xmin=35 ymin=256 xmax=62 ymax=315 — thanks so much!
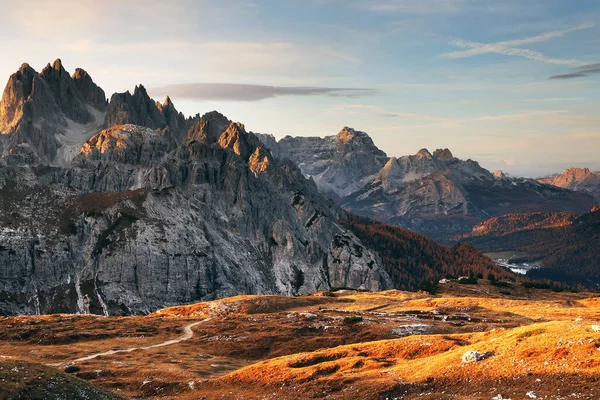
xmin=48 ymin=318 xmax=212 ymax=366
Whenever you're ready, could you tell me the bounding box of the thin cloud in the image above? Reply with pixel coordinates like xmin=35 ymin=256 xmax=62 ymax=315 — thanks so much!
xmin=441 ymin=23 xmax=595 ymax=66
xmin=356 ymin=0 xmax=465 ymax=13
xmin=549 ymin=63 xmax=600 ymax=80
xmin=149 ymin=83 xmax=377 ymax=102
xmin=549 ymin=72 xmax=588 ymax=80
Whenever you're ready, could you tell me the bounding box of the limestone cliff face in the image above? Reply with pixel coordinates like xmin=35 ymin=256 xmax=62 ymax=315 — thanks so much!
xmin=257 ymin=127 xmax=389 ymax=199
xmin=0 ymin=101 xmax=392 ymax=315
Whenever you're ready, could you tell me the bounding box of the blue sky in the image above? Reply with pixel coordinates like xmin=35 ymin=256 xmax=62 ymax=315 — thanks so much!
xmin=1 ymin=0 xmax=599 ymax=176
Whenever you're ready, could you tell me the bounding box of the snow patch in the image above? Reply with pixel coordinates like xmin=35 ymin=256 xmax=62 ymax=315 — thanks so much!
xmin=54 ymin=106 xmax=106 ymax=167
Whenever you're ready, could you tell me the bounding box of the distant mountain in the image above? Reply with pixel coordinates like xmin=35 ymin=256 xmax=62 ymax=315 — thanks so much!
xmin=343 ymin=148 xmax=595 ymax=240
xmin=460 ymin=206 xmax=600 ymax=286
xmin=259 ymin=131 xmax=596 ymax=240
xmin=538 ymin=167 xmax=600 ymax=201
xmin=256 ymin=127 xmax=388 ymax=200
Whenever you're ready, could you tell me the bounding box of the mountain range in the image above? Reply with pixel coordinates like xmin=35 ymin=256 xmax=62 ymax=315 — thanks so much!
xmin=0 ymin=59 xmax=509 ymax=315
xmin=538 ymin=167 xmax=600 ymax=201
xmin=259 ymin=134 xmax=596 ymax=240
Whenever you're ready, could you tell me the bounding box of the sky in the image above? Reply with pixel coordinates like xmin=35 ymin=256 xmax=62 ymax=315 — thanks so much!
xmin=0 ymin=0 xmax=599 ymax=177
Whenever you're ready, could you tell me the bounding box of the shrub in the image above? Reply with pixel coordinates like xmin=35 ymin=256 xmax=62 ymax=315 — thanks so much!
xmin=344 ymin=315 xmax=363 ymax=323
xmin=64 ymin=365 xmax=80 ymax=374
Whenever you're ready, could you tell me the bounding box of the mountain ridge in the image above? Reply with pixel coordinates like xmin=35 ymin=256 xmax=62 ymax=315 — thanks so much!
xmin=260 ymin=132 xmax=595 ymax=240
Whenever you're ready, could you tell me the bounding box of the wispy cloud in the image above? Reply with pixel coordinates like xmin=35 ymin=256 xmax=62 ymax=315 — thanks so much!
xmin=441 ymin=23 xmax=595 ymax=66
xmin=549 ymin=63 xmax=600 ymax=79
xmin=514 ymin=97 xmax=589 ymax=102
xmin=355 ymin=0 xmax=465 ymax=13
xmin=149 ymin=83 xmax=376 ymax=102
xmin=329 ymin=103 xmax=569 ymax=125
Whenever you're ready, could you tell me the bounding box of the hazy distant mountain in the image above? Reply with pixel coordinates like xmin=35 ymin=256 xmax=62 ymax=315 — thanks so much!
xmin=260 ymin=131 xmax=596 ymax=240
xmin=256 ymin=127 xmax=388 ymax=200
xmin=538 ymin=168 xmax=600 ymax=201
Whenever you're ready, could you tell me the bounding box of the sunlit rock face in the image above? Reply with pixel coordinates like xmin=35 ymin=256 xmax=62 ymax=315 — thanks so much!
xmin=0 ymin=62 xmax=392 ymax=315
xmin=538 ymin=168 xmax=600 ymax=201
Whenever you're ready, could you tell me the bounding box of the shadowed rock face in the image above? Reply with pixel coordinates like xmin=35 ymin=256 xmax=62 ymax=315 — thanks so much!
xmin=105 ymin=86 xmax=197 ymax=143
xmin=105 ymin=85 xmax=166 ymax=129
xmin=72 ymin=68 xmax=107 ymax=111
xmin=39 ymin=59 xmax=95 ymax=124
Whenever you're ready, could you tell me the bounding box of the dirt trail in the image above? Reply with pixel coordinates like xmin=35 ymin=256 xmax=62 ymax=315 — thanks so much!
xmin=48 ymin=318 xmax=211 ymax=366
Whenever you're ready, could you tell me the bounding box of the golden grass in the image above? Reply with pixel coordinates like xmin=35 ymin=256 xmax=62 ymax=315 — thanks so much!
xmin=2 ymin=282 xmax=600 ymax=399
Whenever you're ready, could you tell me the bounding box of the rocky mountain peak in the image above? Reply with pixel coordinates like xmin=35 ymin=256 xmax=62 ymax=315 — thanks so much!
xmin=564 ymin=167 xmax=591 ymax=179
xmin=52 ymin=58 xmax=64 ymax=71
xmin=336 ymin=127 xmax=381 ymax=150
xmin=433 ymin=148 xmax=454 ymax=161
xmin=337 ymin=126 xmax=363 ymax=143
xmin=494 ymin=170 xmax=507 ymax=179
xmin=0 ymin=63 xmax=40 ymax=132
xmin=72 ymin=68 xmax=107 ymax=111
xmin=184 ymin=110 xmax=231 ymax=145
xmin=40 ymin=59 xmax=95 ymax=124
xmin=257 ymin=127 xmax=389 ymax=199
xmin=416 ymin=148 xmax=433 ymax=160
xmin=106 ymin=84 xmax=166 ymax=130
xmin=538 ymin=167 xmax=600 ymax=201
